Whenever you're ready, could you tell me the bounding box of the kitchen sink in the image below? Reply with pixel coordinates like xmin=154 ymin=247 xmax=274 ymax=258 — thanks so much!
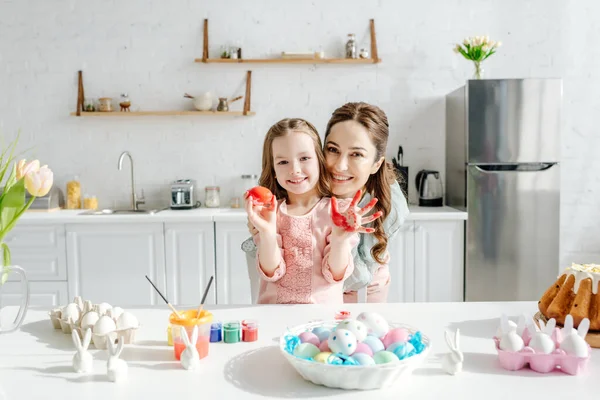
xmin=78 ymin=208 xmax=166 ymax=216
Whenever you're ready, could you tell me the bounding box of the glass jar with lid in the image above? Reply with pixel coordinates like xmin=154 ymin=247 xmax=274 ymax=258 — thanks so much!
xmin=240 ymin=174 xmax=259 ymax=198
xmin=205 ymin=186 xmax=220 ymax=208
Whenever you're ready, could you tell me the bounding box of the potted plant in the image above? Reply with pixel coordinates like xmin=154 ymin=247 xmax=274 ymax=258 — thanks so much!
xmin=454 ymin=35 xmax=502 ymax=79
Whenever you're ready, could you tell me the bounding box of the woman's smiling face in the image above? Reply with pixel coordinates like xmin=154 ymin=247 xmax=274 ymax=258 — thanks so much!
xmin=324 ymin=120 xmax=384 ymax=199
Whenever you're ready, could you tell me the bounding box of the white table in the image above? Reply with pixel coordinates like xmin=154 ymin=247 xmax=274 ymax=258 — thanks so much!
xmin=0 ymin=302 xmax=596 ymax=399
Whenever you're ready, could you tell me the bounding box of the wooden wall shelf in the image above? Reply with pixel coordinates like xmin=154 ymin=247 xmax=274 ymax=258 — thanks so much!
xmin=197 ymin=19 xmax=380 ymax=65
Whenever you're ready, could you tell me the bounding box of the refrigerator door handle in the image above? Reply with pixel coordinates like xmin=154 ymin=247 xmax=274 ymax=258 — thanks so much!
xmin=472 ymin=163 xmax=558 ymax=173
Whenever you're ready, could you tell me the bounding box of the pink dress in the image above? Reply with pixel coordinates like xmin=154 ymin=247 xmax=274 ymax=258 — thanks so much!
xmin=254 ymin=197 xmax=359 ymax=304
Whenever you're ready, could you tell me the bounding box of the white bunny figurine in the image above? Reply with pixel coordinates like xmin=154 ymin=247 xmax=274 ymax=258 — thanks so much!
xmin=180 ymin=325 xmax=200 ymax=371
xmin=106 ymin=336 xmax=128 ymax=382
xmin=498 ymin=314 xmax=524 ymax=352
xmin=560 ymin=315 xmax=590 ymax=358
xmin=72 ymin=328 xmax=93 ymax=373
xmin=442 ymin=328 xmax=463 ymax=375
xmin=529 ymin=318 xmax=556 ymax=354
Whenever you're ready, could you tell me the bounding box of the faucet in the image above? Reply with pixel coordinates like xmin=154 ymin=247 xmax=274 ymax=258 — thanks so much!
xmin=117 ymin=151 xmax=145 ymax=210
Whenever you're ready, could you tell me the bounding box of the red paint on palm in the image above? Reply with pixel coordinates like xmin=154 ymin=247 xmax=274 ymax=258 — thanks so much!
xmin=331 ymin=190 xmax=383 ymax=233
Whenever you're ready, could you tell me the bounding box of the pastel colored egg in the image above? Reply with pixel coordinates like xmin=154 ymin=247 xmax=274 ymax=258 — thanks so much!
xmin=357 ymin=312 xmax=390 ymax=338
xmin=319 ymin=340 xmax=330 ymax=352
xmin=336 ymin=319 xmax=368 ymax=342
xmin=382 ymin=328 xmax=410 ymax=349
xmin=352 ymin=342 xmax=374 ymax=357
xmin=362 ymin=335 xmax=385 ymax=354
xmin=311 ymin=327 xmax=331 ymax=342
xmin=328 ymin=329 xmax=357 ymax=356
xmin=293 ymin=343 xmax=320 ymax=359
xmin=373 ymin=350 xmax=400 ymax=365
xmin=313 ymin=351 xmax=332 ymax=363
xmin=352 ymin=353 xmax=376 ymax=366
xmin=298 ymin=331 xmax=321 ymax=346
xmin=386 ymin=341 xmax=408 ymax=354
xmin=391 ymin=342 xmax=415 ymax=360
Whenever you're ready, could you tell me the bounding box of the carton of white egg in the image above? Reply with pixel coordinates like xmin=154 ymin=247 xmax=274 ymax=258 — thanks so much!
xmin=493 ymin=313 xmax=591 ymax=375
xmin=280 ymin=312 xmax=431 ymax=390
xmin=48 ymin=297 xmax=139 ymax=348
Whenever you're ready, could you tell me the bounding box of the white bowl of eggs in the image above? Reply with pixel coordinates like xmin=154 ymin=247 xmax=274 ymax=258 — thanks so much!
xmin=279 ymin=311 xmax=431 ymax=390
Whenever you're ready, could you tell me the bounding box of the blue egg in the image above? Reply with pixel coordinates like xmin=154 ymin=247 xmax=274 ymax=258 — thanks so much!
xmin=352 ymin=353 xmax=376 ymax=365
xmin=311 ymin=327 xmax=331 ymax=342
xmin=362 ymin=335 xmax=385 ymax=354
xmin=293 ymin=343 xmax=320 ymax=359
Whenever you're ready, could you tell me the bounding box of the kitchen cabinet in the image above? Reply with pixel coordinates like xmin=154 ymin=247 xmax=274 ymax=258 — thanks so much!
xmin=387 ymin=220 xmax=465 ymax=303
xmin=0 ymin=281 xmax=68 ymax=307
xmin=65 ymin=223 xmax=166 ymax=306
xmin=164 ymin=223 xmax=216 ymax=306
xmin=214 ymin=221 xmax=253 ymax=305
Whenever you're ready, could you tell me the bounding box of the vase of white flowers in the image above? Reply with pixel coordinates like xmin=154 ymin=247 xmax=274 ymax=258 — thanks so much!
xmin=454 ymin=36 xmax=501 ymax=79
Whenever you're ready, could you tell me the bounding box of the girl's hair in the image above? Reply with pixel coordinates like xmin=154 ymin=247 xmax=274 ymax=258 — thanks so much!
xmin=259 ymin=118 xmax=331 ymax=202
xmin=324 ymin=102 xmax=400 ymax=264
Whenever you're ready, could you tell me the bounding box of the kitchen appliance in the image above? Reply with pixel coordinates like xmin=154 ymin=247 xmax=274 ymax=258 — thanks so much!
xmin=392 ymin=146 xmax=408 ymax=198
xmin=415 ymin=170 xmax=443 ymax=207
xmin=445 ymin=78 xmax=562 ymax=302
xmin=26 ymin=186 xmax=63 ymax=211
xmin=170 ymin=179 xmax=196 ymax=210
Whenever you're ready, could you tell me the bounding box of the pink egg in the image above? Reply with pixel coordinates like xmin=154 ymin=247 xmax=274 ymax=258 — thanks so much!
xmin=298 ymin=332 xmax=320 ymax=346
xmin=382 ymin=328 xmax=409 ymax=349
xmin=352 ymin=342 xmax=373 ymax=357
xmin=319 ymin=340 xmax=330 ymax=352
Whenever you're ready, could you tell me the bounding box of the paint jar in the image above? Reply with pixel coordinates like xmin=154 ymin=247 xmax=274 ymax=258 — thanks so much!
xmin=335 ymin=310 xmax=351 ymax=320
xmin=169 ymin=309 xmax=213 ymax=360
xmin=241 ymin=320 xmax=258 ymax=342
xmin=223 ymin=321 xmax=241 ymax=343
xmin=210 ymin=321 xmax=222 ymax=342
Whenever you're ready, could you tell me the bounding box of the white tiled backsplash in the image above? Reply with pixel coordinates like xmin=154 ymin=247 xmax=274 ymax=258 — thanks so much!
xmin=1 ymin=0 xmax=598 ymax=266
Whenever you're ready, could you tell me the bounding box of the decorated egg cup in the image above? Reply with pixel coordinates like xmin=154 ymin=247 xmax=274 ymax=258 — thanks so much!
xmin=280 ymin=320 xmax=431 ymax=390
xmin=493 ymin=327 xmax=591 ymax=375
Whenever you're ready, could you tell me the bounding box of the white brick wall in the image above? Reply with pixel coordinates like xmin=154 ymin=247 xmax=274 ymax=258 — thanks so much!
xmin=0 ymin=0 xmax=597 ymax=267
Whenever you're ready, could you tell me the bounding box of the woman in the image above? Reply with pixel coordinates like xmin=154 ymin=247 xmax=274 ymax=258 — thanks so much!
xmin=242 ymin=102 xmax=410 ymax=303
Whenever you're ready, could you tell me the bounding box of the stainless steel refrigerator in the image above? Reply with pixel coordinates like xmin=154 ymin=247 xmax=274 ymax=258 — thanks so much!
xmin=445 ymin=78 xmax=562 ymax=301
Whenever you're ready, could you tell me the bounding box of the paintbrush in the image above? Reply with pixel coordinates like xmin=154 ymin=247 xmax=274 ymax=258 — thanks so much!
xmin=145 ymin=275 xmax=183 ymax=319
xmin=196 ymin=275 xmax=214 ymax=318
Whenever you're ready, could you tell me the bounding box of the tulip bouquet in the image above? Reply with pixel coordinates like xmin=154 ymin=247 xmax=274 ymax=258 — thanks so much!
xmin=453 ymin=35 xmax=501 ymax=79
xmin=0 ymin=135 xmax=54 ymax=284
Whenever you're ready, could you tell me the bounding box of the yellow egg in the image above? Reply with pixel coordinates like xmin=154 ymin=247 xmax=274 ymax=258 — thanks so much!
xmin=313 ymin=351 xmax=332 ymax=363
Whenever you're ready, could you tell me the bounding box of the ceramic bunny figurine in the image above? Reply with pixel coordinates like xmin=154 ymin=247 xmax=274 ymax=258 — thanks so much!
xmin=180 ymin=325 xmax=200 ymax=370
xmin=72 ymin=328 xmax=93 ymax=373
xmin=107 ymin=336 xmax=128 ymax=382
xmin=442 ymin=328 xmax=463 ymax=375
xmin=498 ymin=314 xmax=524 ymax=352
xmin=560 ymin=315 xmax=590 ymax=358
xmin=529 ymin=317 xmax=556 ymax=354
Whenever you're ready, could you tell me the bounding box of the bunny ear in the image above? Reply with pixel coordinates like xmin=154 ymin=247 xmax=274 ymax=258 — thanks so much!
xmin=563 ymin=314 xmax=574 ymax=334
xmin=454 ymin=329 xmax=460 ymax=350
xmin=500 ymin=314 xmax=509 ymax=334
xmin=578 ymin=318 xmax=590 ymax=339
xmin=107 ymin=336 xmax=115 ymax=355
xmin=544 ymin=318 xmax=556 ymax=334
xmin=82 ymin=328 xmax=92 ymax=349
xmin=180 ymin=326 xmax=191 ymax=347
xmin=191 ymin=325 xmax=198 ymax=346
xmin=538 ymin=319 xmax=546 ymax=331
xmin=444 ymin=329 xmax=453 ymax=350
xmin=115 ymin=337 xmax=124 ymax=357
xmin=72 ymin=330 xmax=82 ymax=350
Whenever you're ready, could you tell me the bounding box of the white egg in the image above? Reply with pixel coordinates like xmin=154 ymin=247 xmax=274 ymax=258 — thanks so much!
xmin=357 ymin=312 xmax=389 ymax=338
xmin=328 ymin=329 xmax=358 ymax=356
xmin=110 ymin=307 xmax=125 ymax=321
xmin=362 ymin=335 xmax=385 ymax=354
xmin=352 ymin=353 xmax=376 ymax=366
xmin=61 ymin=303 xmax=80 ymax=323
xmin=336 ymin=319 xmax=368 ymax=342
xmin=499 ymin=332 xmax=524 ymax=352
xmin=93 ymin=315 xmax=116 ymax=335
xmin=80 ymin=311 xmax=99 ymax=332
xmin=116 ymin=311 xmax=139 ymax=330
xmin=96 ymin=302 xmax=112 ymax=316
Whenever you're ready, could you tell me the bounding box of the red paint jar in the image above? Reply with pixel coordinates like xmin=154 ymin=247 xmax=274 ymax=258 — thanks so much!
xmin=241 ymin=320 xmax=258 ymax=342
xmin=335 ymin=310 xmax=351 ymax=320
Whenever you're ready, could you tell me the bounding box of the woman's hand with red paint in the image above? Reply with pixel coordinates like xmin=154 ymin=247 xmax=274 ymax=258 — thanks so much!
xmin=331 ymin=190 xmax=383 ymax=235
xmin=244 ymin=187 xmax=277 ymax=236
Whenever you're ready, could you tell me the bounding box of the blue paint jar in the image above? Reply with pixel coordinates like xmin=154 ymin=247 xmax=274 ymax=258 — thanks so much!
xmin=210 ymin=321 xmax=223 ymax=342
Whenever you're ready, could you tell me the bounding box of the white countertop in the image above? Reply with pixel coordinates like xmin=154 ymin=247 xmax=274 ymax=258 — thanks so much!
xmin=18 ymin=205 xmax=467 ymax=224
xmin=0 ymin=302 xmax=596 ymax=399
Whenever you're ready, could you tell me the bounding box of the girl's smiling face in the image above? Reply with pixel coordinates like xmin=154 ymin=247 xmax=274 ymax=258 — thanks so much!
xmin=272 ymin=131 xmax=320 ymax=200
xmin=324 ymin=120 xmax=384 ymax=199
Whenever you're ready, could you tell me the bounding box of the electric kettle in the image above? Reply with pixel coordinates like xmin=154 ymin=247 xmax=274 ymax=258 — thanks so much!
xmin=415 ymin=170 xmax=443 ymax=207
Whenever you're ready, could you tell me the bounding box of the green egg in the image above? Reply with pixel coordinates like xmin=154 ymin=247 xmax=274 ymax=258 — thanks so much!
xmin=313 ymin=351 xmax=332 ymax=363
xmin=293 ymin=343 xmax=320 ymax=359
xmin=373 ymin=351 xmax=400 ymax=364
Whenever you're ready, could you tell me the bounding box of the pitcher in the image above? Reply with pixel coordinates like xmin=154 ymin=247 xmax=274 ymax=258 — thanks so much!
xmin=0 ymin=265 xmax=30 ymax=333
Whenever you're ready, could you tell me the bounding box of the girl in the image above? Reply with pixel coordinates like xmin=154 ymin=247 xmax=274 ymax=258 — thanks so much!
xmin=245 ymin=118 xmax=382 ymax=304
xmin=323 ymin=102 xmax=410 ymax=303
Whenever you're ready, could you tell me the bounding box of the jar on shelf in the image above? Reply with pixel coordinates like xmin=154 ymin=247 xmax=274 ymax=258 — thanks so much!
xmin=205 ymin=186 xmax=220 ymax=208
xmin=66 ymin=176 xmax=82 ymax=209
xmin=83 ymin=194 xmax=98 ymax=210
xmin=98 ymin=97 xmax=113 ymax=112
xmin=359 ymin=48 xmax=369 ymax=59
xmin=345 ymin=33 xmax=357 ymax=59
xmin=240 ymin=174 xmax=259 ymax=198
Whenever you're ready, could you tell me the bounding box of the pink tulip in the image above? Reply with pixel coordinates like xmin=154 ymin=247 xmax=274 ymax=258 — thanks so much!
xmin=16 ymin=159 xmax=40 ymax=180
xmin=24 ymin=165 xmax=53 ymax=197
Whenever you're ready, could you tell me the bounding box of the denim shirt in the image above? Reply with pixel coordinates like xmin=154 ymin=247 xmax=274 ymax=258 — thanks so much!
xmin=240 ymin=181 xmax=410 ymax=292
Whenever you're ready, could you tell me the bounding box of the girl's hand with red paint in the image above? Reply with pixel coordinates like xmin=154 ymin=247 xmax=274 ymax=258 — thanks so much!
xmin=331 ymin=190 xmax=383 ymax=236
xmin=244 ymin=188 xmax=277 ymax=236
